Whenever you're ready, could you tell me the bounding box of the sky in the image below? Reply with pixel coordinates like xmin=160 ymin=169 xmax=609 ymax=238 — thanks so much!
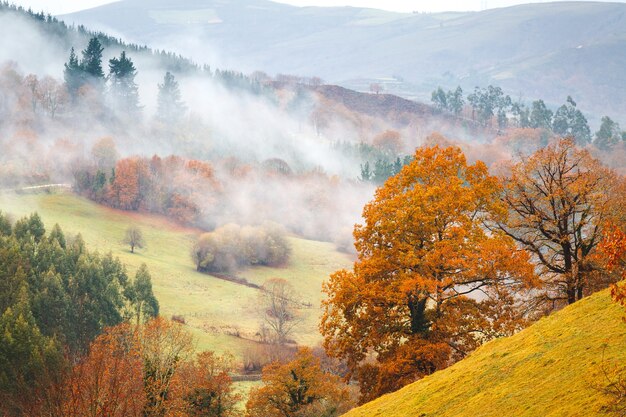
xmin=9 ymin=0 xmax=625 ymax=14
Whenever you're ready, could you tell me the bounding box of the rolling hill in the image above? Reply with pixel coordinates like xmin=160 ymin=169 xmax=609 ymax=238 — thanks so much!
xmin=343 ymin=288 xmax=626 ymax=417
xmin=0 ymin=190 xmax=353 ymax=355
xmin=62 ymin=0 xmax=626 ymax=123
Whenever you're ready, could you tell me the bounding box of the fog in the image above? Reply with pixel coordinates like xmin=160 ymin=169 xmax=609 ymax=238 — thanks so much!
xmin=0 ymin=7 xmax=382 ymax=247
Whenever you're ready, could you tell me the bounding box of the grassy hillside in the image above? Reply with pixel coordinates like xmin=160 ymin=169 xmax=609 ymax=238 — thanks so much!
xmin=343 ymin=289 xmax=626 ymax=417
xmin=0 ymin=190 xmax=352 ymax=356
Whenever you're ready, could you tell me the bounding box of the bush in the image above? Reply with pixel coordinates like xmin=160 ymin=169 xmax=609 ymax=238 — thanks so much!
xmin=192 ymin=222 xmax=291 ymax=273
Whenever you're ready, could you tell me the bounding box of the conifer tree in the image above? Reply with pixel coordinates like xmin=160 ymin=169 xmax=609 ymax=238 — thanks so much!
xmin=157 ymin=71 xmax=186 ymax=123
xmin=109 ymin=51 xmax=141 ymax=116
xmin=81 ymin=37 xmax=105 ymax=80
xmin=63 ymin=47 xmax=83 ymax=99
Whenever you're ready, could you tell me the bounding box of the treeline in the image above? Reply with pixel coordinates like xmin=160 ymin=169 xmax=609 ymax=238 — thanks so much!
xmin=0 ymin=212 xmax=159 ymax=414
xmin=432 ymin=85 xmax=626 ymax=148
xmin=75 ymin=150 xmax=216 ymax=225
xmin=0 ymin=1 xmax=198 ymax=73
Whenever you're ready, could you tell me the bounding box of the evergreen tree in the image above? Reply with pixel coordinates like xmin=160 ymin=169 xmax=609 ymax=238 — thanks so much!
xmin=127 ymin=263 xmax=159 ymax=325
xmin=431 ymin=87 xmax=448 ymax=111
xmin=81 ymin=37 xmax=105 ymax=80
xmin=529 ymin=99 xmax=553 ymax=129
xmin=63 ymin=47 xmax=83 ymax=99
xmin=108 ymin=51 xmax=141 ymax=116
xmin=446 ymin=86 xmax=464 ymax=116
xmin=157 ymin=71 xmax=186 ymax=123
xmin=594 ymin=116 xmax=622 ymax=150
xmin=552 ymin=96 xmax=591 ymax=145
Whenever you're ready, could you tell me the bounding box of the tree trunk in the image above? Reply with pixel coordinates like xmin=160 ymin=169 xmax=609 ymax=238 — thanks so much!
xmin=408 ymin=295 xmax=428 ymax=335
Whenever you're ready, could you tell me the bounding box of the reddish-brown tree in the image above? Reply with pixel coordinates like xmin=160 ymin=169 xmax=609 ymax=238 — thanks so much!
xmin=499 ymin=138 xmax=619 ymax=307
xmin=62 ymin=324 xmax=145 ymax=417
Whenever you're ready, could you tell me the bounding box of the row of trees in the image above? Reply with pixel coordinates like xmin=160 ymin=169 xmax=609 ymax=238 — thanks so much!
xmin=0 ymin=212 xmax=159 ymax=415
xmin=321 ymin=137 xmax=625 ymax=403
xmin=63 ymin=37 xmax=186 ymax=123
xmin=75 ymin=151 xmax=216 ymax=225
xmin=432 ymin=85 xmax=625 ymax=148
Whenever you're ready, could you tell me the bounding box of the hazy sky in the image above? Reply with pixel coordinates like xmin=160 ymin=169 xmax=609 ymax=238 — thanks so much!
xmin=9 ymin=0 xmax=624 ymax=14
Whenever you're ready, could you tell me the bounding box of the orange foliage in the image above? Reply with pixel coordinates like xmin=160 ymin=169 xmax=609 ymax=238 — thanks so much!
xmin=171 ymin=352 xmax=241 ymax=417
xmin=372 ymin=130 xmax=403 ymax=154
xmin=246 ymin=347 xmax=353 ymax=417
xmin=599 ymin=225 xmax=626 ymax=314
xmin=62 ymin=324 xmax=145 ymax=417
xmin=321 ymin=144 xmax=537 ymax=402
xmin=109 ymin=157 xmax=150 ymax=210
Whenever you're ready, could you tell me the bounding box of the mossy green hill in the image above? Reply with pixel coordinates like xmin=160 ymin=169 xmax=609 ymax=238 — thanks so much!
xmin=344 ymin=289 xmax=626 ymax=417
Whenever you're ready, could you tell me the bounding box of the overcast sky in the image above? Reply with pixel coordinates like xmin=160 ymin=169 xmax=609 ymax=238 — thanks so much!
xmin=9 ymin=0 xmax=624 ymax=14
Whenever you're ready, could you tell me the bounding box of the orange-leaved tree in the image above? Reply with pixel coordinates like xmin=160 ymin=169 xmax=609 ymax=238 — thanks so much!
xmin=599 ymin=225 xmax=626 ymax=314
xmin=246 ymin=347 xmax=353 ymax=417
xmin=499 ymin=138 xmax=619 ymax=308
xmin=62 ymin=323 xmax=145 ymax=417
xmin=171 ymin=351 xmax=241 ymax=417
xmin=320 ymin=144 xmax=537 ymax=402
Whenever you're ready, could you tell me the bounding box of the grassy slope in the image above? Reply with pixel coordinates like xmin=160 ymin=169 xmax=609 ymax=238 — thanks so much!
xmin=0 ymin=191 xmax=352 ymax=356
xmin=344 ymin=289 xmax=626 ymax=417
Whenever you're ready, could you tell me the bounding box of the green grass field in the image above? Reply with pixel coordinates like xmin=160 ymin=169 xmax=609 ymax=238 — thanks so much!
xmin=343 ymin=289 xmax=626 ymax=417
xmin=0 ymin=190 xmax=353 ymax=359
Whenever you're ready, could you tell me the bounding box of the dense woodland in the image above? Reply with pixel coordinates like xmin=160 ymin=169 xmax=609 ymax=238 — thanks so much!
xmin=1 ymin=2 xmax=626 ymax=416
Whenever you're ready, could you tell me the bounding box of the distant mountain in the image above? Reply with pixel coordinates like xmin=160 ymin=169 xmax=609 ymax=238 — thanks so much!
xmin=62 ymin=1 xmax=626 ymax=123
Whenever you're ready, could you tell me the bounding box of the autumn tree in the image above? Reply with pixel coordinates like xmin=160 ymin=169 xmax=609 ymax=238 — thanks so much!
xmin=600 ymin=225 xmax=626 ymax=313
xmin=109 ymin=157 xmax=150 ymax=210
xmin=91 ymin=137 xmax=119 ymax=171
xmin=321 ymin=145 xmax=537 ymax=402
xmin=62 ymin=324 xmax=146 ymax=417
xmin=499 ymin=138 xmax=618 ymax=307
xmin=124 ymin=226 xmax=145 ymax=253
xmin=141 ymin=317 xmax=194 ymax=417
xmin=172 ymin=352 xmax=241 ymax=417
xmin=35 ymin=76 xmax=68 ymax=118
xmin=246 ymin=347 xmax=353 ymax=417
xmin=260 ymin=278 xmax=300 ymax=345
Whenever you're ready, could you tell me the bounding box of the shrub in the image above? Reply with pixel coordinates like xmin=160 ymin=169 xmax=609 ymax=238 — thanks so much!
xmin=192 ymin=222 xmax=291 ymax=273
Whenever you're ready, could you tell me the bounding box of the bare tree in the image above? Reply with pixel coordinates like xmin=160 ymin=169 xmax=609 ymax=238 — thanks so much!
xmin=260 ymin=278 xmax=300 ymax=345
xmin=124 ymin=226 xmax=145 ymax=253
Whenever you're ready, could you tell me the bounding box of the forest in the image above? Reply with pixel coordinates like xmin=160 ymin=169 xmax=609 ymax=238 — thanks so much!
xmin=1 ymin=1 xmax=626 ymax=416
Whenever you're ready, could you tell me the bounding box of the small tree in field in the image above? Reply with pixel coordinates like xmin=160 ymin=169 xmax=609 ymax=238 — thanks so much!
xmin=124 ymin=226 xmax=145 ymax=253
xmin=261 ymin=278 xmax=300 ymax=345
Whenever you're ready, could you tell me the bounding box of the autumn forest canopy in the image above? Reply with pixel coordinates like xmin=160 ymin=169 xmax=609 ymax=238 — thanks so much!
xmin=1 ymin=1 xmax=626 ymax=417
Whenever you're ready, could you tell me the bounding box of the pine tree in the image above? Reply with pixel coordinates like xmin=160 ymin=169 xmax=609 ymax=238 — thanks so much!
xmin=108 ymin=51 xmax=141 ymax=116
xmin=157 ymin=71 xmax=186 ymax=123
xmin=63 ymin=47 xmax=83 ymax=99
xmin=81 ymin=37 xmax=105 ymax=80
